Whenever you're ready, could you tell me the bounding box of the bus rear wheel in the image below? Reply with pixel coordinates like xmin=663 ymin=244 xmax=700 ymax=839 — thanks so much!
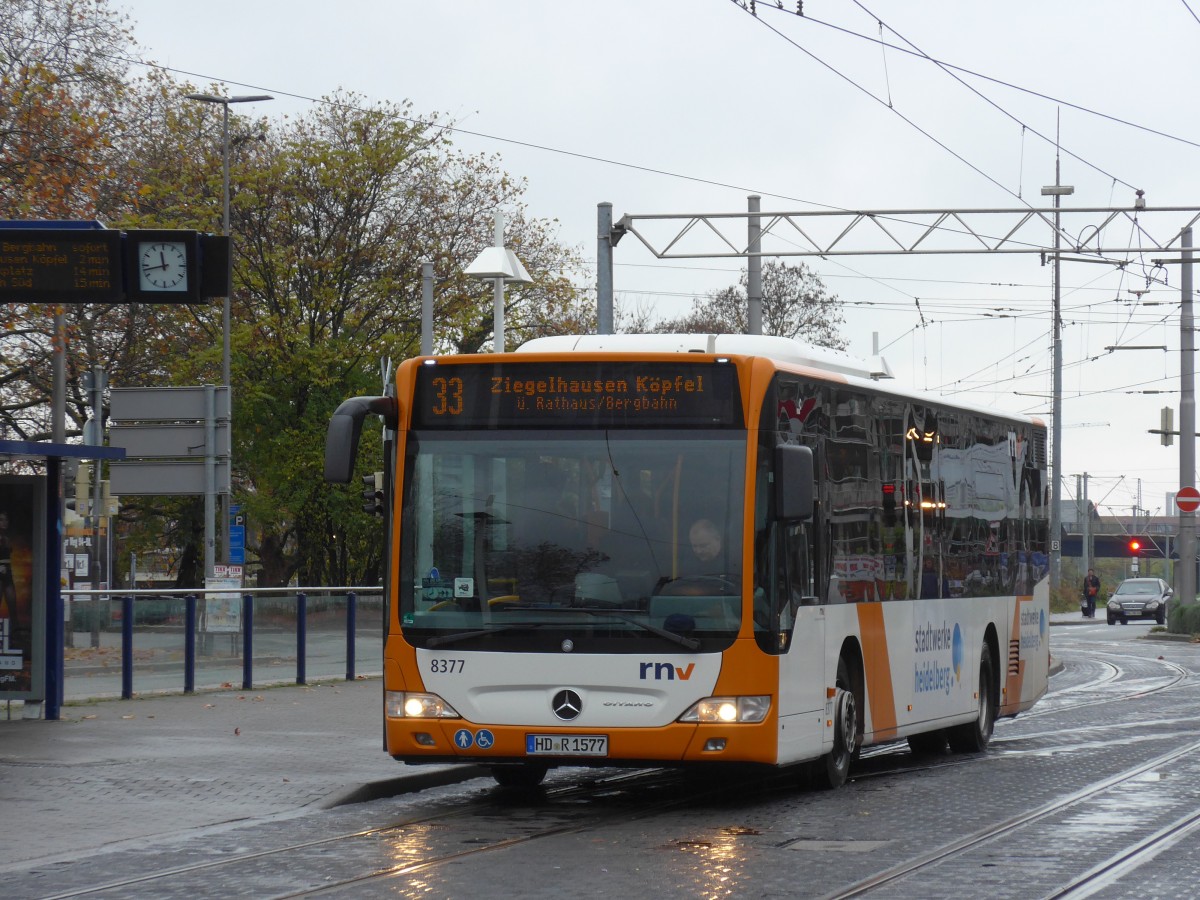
xmin=947 ymin=643 xmax=996 ymax=754
xmin=812 ymin=658 xmax=858 ymax=789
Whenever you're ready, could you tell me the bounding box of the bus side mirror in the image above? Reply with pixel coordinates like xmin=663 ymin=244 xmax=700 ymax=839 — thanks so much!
xmin=775 ymin=444 xmax=814 ymax=521
xmin=324 ymin=395 xmax=398 ymax=483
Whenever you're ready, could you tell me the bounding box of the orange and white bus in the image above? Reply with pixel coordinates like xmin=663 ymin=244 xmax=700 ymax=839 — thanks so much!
xmin=325 ymin=333 xmax=1049 ymax=788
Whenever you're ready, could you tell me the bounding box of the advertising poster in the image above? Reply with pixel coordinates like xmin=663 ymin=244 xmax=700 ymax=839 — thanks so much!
xmin=1 ymin=476 xmax=45 ymax=699
xmin=204 ymin=572 xmax=243 ymax=634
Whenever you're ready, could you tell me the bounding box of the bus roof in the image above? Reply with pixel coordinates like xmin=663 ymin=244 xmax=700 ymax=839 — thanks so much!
xmin=517 ymin=333 xmax=894 ymax=380
xmin=515 ymin=333 xmax=1043 ymax=429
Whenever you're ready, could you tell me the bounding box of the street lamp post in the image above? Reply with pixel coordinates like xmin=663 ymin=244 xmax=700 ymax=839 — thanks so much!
xmin=1179 ymin=227 xmax=1196 ymax=606
xmin=465 ymin=211 xmax=533 ymax=352
xmin=184 ymin=92 xmax=272 ymax=571
xmin=1042 ymin=170 xmax=1074 ymax=594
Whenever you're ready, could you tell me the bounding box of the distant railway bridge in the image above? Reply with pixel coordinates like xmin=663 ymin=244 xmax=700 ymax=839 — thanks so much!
xmin=1063 ymin=515 xmax=1177 ymax=560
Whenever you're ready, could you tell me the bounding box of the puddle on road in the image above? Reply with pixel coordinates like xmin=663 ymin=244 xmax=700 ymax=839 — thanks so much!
xmin=782 ymin=839 xmax=891 ymax=853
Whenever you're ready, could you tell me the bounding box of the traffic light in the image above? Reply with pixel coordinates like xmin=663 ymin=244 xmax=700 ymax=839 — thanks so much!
xmin=362 ymin=471 xmax=384 ymax=515
xmin=1128 ymin=538 xmax=1141 ymax=555
xmin=881 ymin=483 xmax=897 ymax=526
xmin=66 ymin=462 xmax=91 ymax=516
xmin=102 ymin=480 xmax=119 ymax=516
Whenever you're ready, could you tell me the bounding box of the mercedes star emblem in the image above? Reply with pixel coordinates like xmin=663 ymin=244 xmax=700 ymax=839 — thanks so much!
xmin=551 ymin=689 xmax=583 ymax=721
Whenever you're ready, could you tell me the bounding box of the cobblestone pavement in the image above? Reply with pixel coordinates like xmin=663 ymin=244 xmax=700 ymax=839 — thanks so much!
xmin=0 ymin=678 xmax=478 ymax=869
xmin=0 ymin=615 xmax=1176 ymax=880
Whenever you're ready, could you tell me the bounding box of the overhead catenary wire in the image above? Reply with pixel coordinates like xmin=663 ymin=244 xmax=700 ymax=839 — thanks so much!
xmin=848 ymin=0 xmax=1138 ymax=192
xmin=726 ymin=2 xmax=1030 ymax=205
xmin=84 ymin=38 xmax=1173 ymax=312
xmin=745 ymin=0 xmax=1200 ymax=153
xmin=41 ymin=20 xmax=1193 ymax=426
xmin=723 ymin=0 xmax=1181 ymax=378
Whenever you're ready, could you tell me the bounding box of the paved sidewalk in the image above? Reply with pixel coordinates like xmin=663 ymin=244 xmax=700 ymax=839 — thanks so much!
xmin=0 ymin=678 xmax=482 ymax=870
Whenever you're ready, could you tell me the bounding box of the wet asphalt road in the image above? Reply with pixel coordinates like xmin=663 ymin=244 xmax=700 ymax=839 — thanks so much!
xmin=4 ymin=618 xmax=1198 ymax=899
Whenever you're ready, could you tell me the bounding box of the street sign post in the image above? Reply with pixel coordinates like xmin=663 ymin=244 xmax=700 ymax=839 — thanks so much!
xmin=108 ymin=385 xmax=230 ymax=579
xmin=108 ymin=387 xmax=230 ymax=494
xmin=229 ymin=503 xmax=245 ymax=565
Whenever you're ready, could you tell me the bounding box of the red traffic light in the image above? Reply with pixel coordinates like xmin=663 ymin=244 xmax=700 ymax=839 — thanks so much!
xmin=1128 ymin=539 xmax=1141 ymax=554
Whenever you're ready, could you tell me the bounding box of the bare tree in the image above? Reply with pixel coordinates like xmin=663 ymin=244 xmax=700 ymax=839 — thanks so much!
xmin=653 ymin=261 xmax=846 ymax=349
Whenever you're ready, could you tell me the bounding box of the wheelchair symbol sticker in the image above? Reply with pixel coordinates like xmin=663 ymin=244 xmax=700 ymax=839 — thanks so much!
xmin=475 ymin=729 xmax=494 ymax=750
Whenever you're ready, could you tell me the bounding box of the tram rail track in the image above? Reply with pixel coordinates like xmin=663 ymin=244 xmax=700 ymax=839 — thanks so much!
xmin=27 ymin=641 xmax=1199 ymax=899
xmin=1044 ymin=806 xmax=1200 ymax=899
xmin=38 ymin=745 xmax=992 ymax=899
xmin=822 ymin=737 xmax=1200 ymax=899
xmin=1019 ymin=648 xmax=1192 ymax=720
xmin=36 ymin=766 xmax=710 ymax=899
xmin=47 ymin=726 xmax=1198 ymax=900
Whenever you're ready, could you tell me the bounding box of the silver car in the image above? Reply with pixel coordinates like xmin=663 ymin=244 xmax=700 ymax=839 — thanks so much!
xmin=1106 ymin=577 xmax=1172 ymax=626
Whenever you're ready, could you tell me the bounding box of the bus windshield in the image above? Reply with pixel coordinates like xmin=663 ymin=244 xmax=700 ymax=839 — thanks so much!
xmin=399 ymin=430 xmax=746 ymax=652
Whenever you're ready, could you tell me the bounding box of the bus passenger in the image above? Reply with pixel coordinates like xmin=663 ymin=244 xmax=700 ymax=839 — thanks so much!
xmin=688 ymin=518 xmax=723 ymax=571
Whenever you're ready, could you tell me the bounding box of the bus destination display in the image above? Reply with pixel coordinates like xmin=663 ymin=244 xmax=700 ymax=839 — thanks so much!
xmin=0 ymin=229 xmax=123 ymax=303
xmin=414 ymin=361 xmax=743 ymax=428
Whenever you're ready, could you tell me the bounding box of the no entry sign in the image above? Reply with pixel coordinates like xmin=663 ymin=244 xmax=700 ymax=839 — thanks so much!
xmin=1177 ymin=486 xmax=1200 ymax=512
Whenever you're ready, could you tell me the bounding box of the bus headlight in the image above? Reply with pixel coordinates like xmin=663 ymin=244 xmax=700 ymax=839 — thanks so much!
xmin=679 ymin=696 xmax=771 ymax=723
xmin=386 ymin=691 xmax=460 ymax=719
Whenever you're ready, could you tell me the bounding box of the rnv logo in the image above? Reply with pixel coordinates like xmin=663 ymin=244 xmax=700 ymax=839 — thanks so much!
xmin=639 ymin=662 xmax=695 ymax=681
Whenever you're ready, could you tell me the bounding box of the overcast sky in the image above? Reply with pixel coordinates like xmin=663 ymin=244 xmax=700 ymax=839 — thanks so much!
xmin=118 ymin=0 xmax=1200 ymax=518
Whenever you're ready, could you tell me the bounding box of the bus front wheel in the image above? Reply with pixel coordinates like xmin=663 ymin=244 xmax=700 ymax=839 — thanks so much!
xmin=947 ymin=643 xmax=996 ymax=753
xmin=490 ymin=763 xmax=548 ymax=788
xmin=812 ymin=658 xmax=858 ymax=789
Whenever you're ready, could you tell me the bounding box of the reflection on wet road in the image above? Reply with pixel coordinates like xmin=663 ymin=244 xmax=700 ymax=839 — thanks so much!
xmin=8 ymin=626 xmax=1198 ymax=900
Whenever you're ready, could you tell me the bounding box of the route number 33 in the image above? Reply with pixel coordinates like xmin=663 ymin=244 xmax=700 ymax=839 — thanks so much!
xmin=431 ymin=377 xmax=463 ymax=416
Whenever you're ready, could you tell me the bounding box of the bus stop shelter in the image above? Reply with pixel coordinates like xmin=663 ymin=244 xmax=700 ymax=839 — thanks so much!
xmin=0 ymin=440 xmax=125 ymax=720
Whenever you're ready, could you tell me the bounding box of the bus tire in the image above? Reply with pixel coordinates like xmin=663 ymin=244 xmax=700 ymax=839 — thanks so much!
xmin=813 ymin=657 xmax=858 ymax=789
xmin=490 ymin=763 xmax=548 ymax=788
xmin=947 ymin=643 xmax=996 ymax=754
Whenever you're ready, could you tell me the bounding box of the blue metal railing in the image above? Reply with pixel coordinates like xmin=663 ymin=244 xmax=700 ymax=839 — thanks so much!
xmin=296 ymin=592 xmax=307 ymax=686
xmin=242 ymin=593 xmax=254 ymax=691
xmin=185 ymin=595 xmax=197 ymax=694
xmin=60 ymin=587 xmax=383 ymax=700
xmin=121 ymin=596 xmax=133 ymax=699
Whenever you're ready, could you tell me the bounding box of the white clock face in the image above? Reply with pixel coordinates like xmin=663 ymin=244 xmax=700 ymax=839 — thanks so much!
xmin=138 ymin=241 xmax=188 ymax=291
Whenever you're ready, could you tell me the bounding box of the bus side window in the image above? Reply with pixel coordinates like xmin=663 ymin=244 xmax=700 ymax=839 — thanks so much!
xmin=785 ymin=523 xmax=816 ymax=610
xmin=754 ymin=522 xmax=814 ymax=653
xmin=753 ymin=523 xmax=787 ymax=653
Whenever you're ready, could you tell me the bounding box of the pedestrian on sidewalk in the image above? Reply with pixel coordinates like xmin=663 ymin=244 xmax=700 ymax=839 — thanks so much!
xmin=1081 ymin=568 xmax=1101 ymax=618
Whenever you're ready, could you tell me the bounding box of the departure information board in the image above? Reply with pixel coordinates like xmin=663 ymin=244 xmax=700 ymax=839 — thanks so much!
xmin=413 ymin=360 xmax=743 ymax=429
xmin=0 ymin=229 xmax=123 ymax=303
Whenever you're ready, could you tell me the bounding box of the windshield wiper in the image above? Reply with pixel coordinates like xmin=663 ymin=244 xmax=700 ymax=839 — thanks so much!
xmin=541 ymin=605 xmax=702 ymax=652
xmin=427 ymin=608 xmax=702 ymax=652
xmin=426 ymin=623 xmax=543 ymax=648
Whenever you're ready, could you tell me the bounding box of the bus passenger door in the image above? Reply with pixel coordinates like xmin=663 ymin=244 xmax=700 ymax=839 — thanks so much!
xmin=773 ymin=522 xmax=827 ymax=765
xmin=778 ymin=606 xmax=825 ymax=765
